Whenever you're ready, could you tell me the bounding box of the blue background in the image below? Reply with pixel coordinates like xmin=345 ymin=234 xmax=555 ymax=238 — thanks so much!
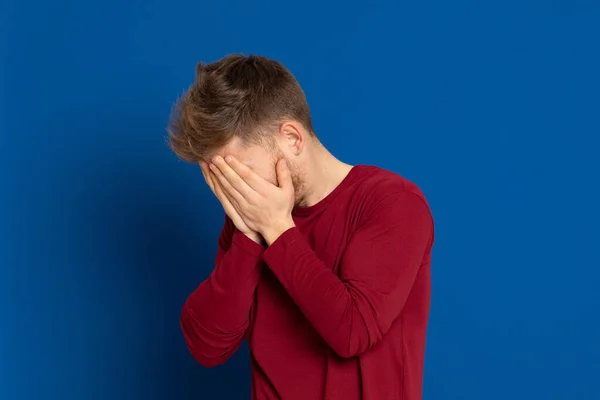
xmin=1 ymin=0 xmax=599 ymax=399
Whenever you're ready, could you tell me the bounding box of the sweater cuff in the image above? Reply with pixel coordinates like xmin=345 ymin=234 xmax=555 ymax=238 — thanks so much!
xmin=231 ymin=229 xmax=265 ymax=257
xmin=261 ymin=227 xmax=304 ymax=268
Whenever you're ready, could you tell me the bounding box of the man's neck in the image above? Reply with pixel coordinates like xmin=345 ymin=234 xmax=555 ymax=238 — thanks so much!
xmin=298 ymin=146 xmax=354 ymax=208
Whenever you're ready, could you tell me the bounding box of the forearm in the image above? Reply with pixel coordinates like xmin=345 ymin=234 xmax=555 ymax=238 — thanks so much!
xmin=262 ymin=215 xmax=431 ymax=358
xmin=181 ymin=230 xmax=264 ymax=366
xmin=261 ymin=228 xmax=376 ymax=357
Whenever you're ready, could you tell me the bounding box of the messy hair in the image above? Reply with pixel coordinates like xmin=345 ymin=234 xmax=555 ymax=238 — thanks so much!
xmin=167 ymin=54 xmax=315 ymax=162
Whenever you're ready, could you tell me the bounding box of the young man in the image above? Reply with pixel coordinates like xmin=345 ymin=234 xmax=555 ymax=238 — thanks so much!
xmin=168 ymin=54 xmax=435 ymax=400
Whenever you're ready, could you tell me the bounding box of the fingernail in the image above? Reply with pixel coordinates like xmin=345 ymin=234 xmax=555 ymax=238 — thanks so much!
xmin=225 ymin=156 xmax=232 ymax=163
xmin=210 ymin=163 xmax=216 ymax=170
xmin=281 ymin=160 xmax=287 ymax=169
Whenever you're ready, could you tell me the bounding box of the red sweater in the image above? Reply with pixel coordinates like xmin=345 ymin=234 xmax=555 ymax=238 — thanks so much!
xmin=181 ymin=165 xmax=435 ymax=400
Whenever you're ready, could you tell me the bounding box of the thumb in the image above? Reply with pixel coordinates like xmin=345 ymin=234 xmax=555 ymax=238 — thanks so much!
xmin=276 ymin=158 xmax=293 ymax=191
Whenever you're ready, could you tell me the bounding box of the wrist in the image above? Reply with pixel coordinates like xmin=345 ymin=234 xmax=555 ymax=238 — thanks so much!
xmin=262 ymin=219 xmax=295 ymax=246
xmin=244 ymin=231 xmax=263 ymax=245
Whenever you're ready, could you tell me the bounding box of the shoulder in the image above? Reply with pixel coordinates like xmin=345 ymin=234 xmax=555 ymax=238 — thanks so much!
xmin=344 ymin=165 xmax=433 ymax=231
xmin=351 ymin=165 xmax=430 ymax=207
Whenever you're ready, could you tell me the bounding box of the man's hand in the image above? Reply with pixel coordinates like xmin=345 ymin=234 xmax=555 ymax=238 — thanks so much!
xmin=200 ymin=161 xmax=263 ymax=245
xmin=209 ymin=155 xmax=296 ymax=246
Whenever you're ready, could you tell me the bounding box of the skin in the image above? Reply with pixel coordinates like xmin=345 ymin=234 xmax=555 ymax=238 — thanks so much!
xmin=200 ymin=120 xmax=354 ymax=246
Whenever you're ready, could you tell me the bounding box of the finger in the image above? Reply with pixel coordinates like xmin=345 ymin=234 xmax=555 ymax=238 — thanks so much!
xmin=213 ymin=174 xmax=244 ymax=214
xmin=222 ymin=155 xmax=263 ymax=191
xmin=212 ymin=177 xmax=230 ymax=204
xmin=211 ymin=156 xmax=254 ymax=199
xmin=206 ymin=167 xmax=233 ymax=203
xmin=211 ymin=171 xmax=232 ymax=202
xmin=276 ymin=158 xmax=294 ymax=191
xmin=209 ymin=161 xmax=247 ymax=204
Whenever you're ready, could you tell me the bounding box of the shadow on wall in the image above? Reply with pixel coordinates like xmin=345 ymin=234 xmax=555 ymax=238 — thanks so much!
xmin=50 ymin=103 xmax=252 ymax=399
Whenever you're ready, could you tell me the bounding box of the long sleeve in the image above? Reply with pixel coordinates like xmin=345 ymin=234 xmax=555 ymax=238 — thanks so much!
xmin=180 ymin=215 xmax=265 ymax=367
xmin=261 ymin=191 xmax=434 ymax=359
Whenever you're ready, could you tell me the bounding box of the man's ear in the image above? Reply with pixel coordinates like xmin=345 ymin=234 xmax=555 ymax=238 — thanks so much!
xmin=278 ymin=121 xmax=305 ymax=155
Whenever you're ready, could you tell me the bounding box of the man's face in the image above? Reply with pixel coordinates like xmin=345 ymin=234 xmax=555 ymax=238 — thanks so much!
xmin=204 ymin=136 xmax=305 ymax=204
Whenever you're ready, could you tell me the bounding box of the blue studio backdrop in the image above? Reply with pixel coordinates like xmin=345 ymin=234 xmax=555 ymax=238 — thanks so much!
xmin=1 ymin=0 xmax=599 ymax=399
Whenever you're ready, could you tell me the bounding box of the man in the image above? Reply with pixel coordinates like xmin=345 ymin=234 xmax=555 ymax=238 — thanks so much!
xmin=168 ymin=54 xmax=435 ymax=400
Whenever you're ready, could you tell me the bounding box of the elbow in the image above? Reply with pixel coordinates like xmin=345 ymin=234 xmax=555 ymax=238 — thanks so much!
xmin=180 ymin=306 xmax=241 ymax=368
xmin=189 ymin=350 xmax=229 ymax=369
xmin=183 ymin=332 xmax=229 ymax=368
